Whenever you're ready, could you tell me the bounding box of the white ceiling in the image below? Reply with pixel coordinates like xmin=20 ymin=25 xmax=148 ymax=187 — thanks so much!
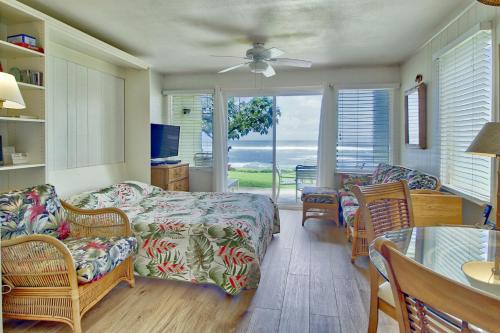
xmin=19 ymin=0 xmax=472 ymax=74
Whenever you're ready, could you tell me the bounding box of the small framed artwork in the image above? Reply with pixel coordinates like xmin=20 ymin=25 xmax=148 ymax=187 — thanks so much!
xmin=404 ymin=79 xmax=427 ymax=149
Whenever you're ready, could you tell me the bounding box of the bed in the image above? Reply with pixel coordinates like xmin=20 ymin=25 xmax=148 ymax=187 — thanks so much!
xmin=67 ymin=181 xmax=280 ymax=295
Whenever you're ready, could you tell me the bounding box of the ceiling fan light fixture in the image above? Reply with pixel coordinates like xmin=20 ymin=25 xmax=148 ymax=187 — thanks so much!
xmin=249 ymin=61 xmax=268 ymax=74
xmin=477 ymin=0 xmax=500 ymax=5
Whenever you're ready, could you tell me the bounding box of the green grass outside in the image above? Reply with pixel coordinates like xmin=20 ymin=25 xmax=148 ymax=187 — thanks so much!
xmin=228 ymin=168 xmax=295 ymax=188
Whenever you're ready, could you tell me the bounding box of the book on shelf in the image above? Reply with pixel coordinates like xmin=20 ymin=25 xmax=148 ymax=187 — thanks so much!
xmin=20 ymin=69 xmax=43 ymax=86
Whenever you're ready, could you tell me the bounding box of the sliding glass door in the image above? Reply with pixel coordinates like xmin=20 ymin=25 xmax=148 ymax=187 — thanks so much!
xmin=227 ymin=96 xmax=274 ymax=198
xmin=275 ymin=95 xmax=321 ymax=204
xmin=226 ymin=92 xmax=321 ymax=206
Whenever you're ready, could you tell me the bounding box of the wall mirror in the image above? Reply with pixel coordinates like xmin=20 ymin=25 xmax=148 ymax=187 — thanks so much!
xmin=405 ymin=81 xmax=426 ymax=149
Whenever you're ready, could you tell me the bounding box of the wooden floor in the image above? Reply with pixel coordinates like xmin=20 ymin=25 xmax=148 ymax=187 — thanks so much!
xmin=3 ymin=210 xmax=398 ymax=333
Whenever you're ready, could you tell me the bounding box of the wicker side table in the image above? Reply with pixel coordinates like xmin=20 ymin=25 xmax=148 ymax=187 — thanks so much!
xmin=301 ymin=186 xmax=339 ymax=226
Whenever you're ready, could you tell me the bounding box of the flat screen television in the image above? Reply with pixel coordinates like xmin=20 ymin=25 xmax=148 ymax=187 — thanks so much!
xmin=151 ymin=124 xmax=180 ymax=159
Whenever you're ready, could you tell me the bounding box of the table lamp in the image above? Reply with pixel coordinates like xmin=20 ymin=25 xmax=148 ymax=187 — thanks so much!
xmin=466 ymin=122 xmax=500 ymax=226
xmin=0 ymin=72 xmax=26 ymax=115
xmin=464 ymin=122 xmax=500 ymax=289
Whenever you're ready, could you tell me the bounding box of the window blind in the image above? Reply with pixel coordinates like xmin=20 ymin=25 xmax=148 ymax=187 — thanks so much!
xmin=438 ymin=29 xmax=492 ymax=202
xmin=169 ymin=94 xmax=213 ymax=166
xmin=336 ymin=89 xmax=391 ymax=172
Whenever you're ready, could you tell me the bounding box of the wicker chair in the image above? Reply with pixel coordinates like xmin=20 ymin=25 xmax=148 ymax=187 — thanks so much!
xmin=352 ymin=180 xmax=414 ymax=333
xmin=374 ymin=237 xmax=500 ymax=333
xmin=1 ymin=185 xmax=136 ymax=333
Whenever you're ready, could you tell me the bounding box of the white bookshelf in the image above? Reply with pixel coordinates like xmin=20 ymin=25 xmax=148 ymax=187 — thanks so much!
xmin=0 ymin=116 xmax=45 ymax=123
xmin=0 ymin=2 xmax=46 ymax=191
xmin=0 ymin=0 xmax=151 ymax=195
xmin=0 ymin=39 xmax=45 ymax=58
xmin=0 ymin=163 xmax=44 ymax=171
xmin=17 ymin=81 xmax=44 ymax=90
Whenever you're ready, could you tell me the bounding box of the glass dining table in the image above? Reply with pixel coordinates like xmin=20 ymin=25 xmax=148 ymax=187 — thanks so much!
xmin=369 ymin=226 xmax=500 ymax=301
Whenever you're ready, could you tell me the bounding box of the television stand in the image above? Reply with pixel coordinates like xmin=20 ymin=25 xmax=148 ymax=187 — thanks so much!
xmin=151 ymin=162 xmax=189 ymax=191
xmin=151 ymin=160 xmax=181 ymax=166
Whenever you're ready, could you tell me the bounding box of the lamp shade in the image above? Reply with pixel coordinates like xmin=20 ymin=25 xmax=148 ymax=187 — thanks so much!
xmin=466 ymin=122 xmax=500 ymax=157
xmin=0 ymin=72 xmax=25 ymax=109
xmin=477 ymin=0 xmax=500 ymax=6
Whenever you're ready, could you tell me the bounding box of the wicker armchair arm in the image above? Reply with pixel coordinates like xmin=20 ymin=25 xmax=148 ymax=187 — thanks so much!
xmin=61 ymin=201 xmax=132 ymax=238
xmin=353 ymin=209 xmax=365 ymax=231
xmin=303 ymin=193 xmax=338 ymax=199
xmin=1 ymin=235 xmax=78 ymax=289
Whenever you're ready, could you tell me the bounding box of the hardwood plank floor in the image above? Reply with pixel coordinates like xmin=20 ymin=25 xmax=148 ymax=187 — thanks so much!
xmin=3 ymin=209 xmax=397 ymax=333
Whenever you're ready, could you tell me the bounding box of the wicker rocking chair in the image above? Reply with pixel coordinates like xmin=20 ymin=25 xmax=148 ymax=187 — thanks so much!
xmin=1 ymin=184 xmax=136 ymax=333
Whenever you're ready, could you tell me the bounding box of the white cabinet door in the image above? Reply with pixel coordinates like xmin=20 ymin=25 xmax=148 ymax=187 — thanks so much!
xmin=115 ymin=78 xmax=125 ymax=163
xmin=76 ymin=64 xmax=89 ymax=167
xmin=87 ymin=68 xmax=102 ymax=166
xmin=100 ymin=73 xmax=125 ymax=164
xmin=67 ymin=62 xmax=77 ymax=169
xmin=101 ymin=72 xmax=114 ymax=165
xmin=49 ymin=57 xmax=124 ymax=170
xmin=52 ymin=57 xmax=68 ymax=171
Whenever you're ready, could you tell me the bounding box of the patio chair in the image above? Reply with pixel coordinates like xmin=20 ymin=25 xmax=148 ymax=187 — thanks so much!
xmin=193 ymin=152 xmax=213 ymax=167
xmin=295 ymin=165 xmax=317 ymax=200
xmin=276 ymin=164 xmax=296 ymax=201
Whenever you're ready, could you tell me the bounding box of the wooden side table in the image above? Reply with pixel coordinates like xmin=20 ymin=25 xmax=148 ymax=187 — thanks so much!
xmin=151 ymin=163 xmax=189 ymax=191
xmin=301 ymin=186 xmax=339 ymax=226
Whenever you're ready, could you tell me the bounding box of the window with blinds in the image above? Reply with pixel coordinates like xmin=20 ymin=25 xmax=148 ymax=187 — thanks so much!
xmin=407 ymin=92 xmax=419 ymax=145
xmin=168 ymin=94 xmax=213 ymax=166
xmin=336 ymin=89 xmax=391 ymax=172
xmin=438 ymin=29 xmax=492 ymax=202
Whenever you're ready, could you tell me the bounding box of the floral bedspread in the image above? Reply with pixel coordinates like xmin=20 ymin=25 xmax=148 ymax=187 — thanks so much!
xmin=68 ymin=182 xmax=280 ymax=295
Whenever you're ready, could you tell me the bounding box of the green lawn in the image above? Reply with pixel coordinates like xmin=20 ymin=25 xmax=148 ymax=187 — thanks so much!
xmin=228 ymin=168 xmax=295 ymax=188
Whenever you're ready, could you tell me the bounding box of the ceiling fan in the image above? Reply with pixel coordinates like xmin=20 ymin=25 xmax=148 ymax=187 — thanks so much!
xmin=214 ymin=43 xmax=312 ymax=77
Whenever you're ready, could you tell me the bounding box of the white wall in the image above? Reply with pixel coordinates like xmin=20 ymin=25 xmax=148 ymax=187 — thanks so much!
xmin=51 ymin=164 xmax=128 ymax=198
xmin=164 ymin=66 xmax=400 ymax=91
xmin=150 ymin=70 xmax=166 ymax=124
xmin=400 ymin=3 xmax=500 ymax=223
xmin=164 ymin=66 xmax=401 ymax=192
xmin=124 ymin=68 xmax=151 ymax=184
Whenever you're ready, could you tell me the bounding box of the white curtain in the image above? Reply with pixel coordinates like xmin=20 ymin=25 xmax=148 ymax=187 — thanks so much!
xmin=316 ymin=84 xmax=337 ymax=188
xmin=212 ymin=87 xmax=228 ymax=192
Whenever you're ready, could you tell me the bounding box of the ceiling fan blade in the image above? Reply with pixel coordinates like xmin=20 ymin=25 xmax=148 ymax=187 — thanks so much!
xmin=265 ymin=47 xmax=285 ymax=58
xmin=211 ymin=55 xmax=251 ymax=59
xmin=270 ymin=58 xmax=312 ymax=68
xmin=218 ymin=62 xmax=250 ymax=73
xmin=262 ymin=64 xmax=276 ymax=77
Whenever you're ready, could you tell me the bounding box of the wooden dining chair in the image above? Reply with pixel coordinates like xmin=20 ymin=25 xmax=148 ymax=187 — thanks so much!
xmin=352 ymin=180 xmax=414 ymax=333
xmin=374 ymin=237 xmax=500 ymax=333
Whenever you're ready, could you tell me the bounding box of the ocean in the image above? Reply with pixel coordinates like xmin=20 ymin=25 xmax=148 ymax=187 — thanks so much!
xmin=228 ymin=140 xmax=318 ymax=169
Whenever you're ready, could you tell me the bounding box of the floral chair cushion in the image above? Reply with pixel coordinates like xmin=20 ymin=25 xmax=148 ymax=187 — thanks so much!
xmin=340 ymin=194 xmax=358 ymax=207
xmin=63 ymin=236 xmax=138 ymax=284
xmin=407 ymin=170 xmax=440 ymax=190
xmin=68 ymin=181 xmax=160 ymax=210
xmin=341 ymin=174 xmax=371 ymax=191
xmin=0 ymin=184 xmax=70 ymax=240
xmin=338 ymin=188 xmax=352 ymax=198
xmin=371 ymin=163 xmax=394 ymax=184
xmin=301 ymin=186 xmax=338 ymax=204
xmin=342 ymin=205 xmax=358 ymax=227
xmin=381 ymin=165 xmax=411 ymax=184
